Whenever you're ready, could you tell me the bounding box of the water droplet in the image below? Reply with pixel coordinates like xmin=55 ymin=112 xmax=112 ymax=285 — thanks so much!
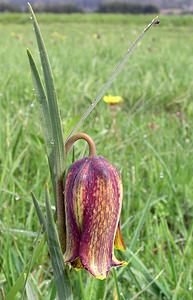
xmin=15 ymin=194 xmax=20 ymax=201
xmin=30 ymin=102 xmax=34 ymax=108
xmin=160 ymin=172 xmax=164 ymax=179
xmin=188 ymin=286 xmax=192 ymax=291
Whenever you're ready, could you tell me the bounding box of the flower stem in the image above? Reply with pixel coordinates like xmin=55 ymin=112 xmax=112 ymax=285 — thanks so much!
xmin=65 ymin=132 xmax=96 ymax=157
xmin=56 ymin=179 xmax=66 ymax=253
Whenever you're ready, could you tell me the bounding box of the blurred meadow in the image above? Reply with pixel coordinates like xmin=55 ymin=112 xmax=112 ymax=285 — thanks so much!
xmin=0 ymin=12 xmax=193 ymax=299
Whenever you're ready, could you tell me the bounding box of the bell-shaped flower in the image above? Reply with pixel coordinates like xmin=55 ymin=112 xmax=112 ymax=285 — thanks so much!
xmin=64 ymin=133 xmax=126 ymax=279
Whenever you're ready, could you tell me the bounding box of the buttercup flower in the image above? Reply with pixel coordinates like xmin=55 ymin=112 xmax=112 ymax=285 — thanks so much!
xmin=93 ymin=33 xmax=101 ymax=39
xmin=103 ymin=95 xmax=124 ymax=105
xmin=64 ymin=133 xmax=126 ymax=279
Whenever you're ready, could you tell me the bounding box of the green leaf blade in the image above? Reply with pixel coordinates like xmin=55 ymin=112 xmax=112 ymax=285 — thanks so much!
xmin=129 ymin=194 xmax=152 ymax=252
xmin=31 ymin=192 xmax=46 ymax=232
xmin=27 ymin=49 xmax=52 ymax=147
xmin=126 ymin=249 xmax=171 ymax=299
xmin=45 ymin=188 xmax=73 ymax=300
xmin=28 ymin=3 xmax=65 ymax=179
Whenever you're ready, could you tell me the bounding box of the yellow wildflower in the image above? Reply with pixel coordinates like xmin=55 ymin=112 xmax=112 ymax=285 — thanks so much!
xmin=93 ymin=33 xmax=101 ymax=39
xmin=103 ymin=95 xmax=124 ymax=105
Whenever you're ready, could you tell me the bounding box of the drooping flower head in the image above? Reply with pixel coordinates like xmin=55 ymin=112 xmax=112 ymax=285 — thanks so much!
xmin=64 ymin=133 xmax=126 ymax=279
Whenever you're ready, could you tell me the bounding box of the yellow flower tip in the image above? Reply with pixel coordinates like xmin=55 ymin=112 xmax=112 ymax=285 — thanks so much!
xmin=114 ymin=223 xmax=126 ymax=251
xmin=114 ymin=244 xmax=126 ymax=251
xmin=95 ymin=274 xmax=106 ymax=280
xmin=103 ymin=95 xmax=124 ymax=105
xmin=122 ymin=261 xmax=128 ymax=267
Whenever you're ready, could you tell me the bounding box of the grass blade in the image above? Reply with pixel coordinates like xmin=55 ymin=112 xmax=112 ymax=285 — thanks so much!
xmin=112 ymin=269 xmax=122 ymax=300
xmin=21 ymin=234 xmax=45 ymax=300
xmin=144 ymin=140 xmax=176 ymax=192
xmin=27 ymin=49 xmax=52 ymax=144
xmin=26 ymin=278 xmax=40 ymax=300
xmin=5 ymin=272 xmax=25 ymax=300
xmin=129 ymin=194 xmax=152 ymax=251
xmin=161 ymin=220 xmax=177 ymax=287
xmin=126 ymin=248 xmax=171 ymax=299
xmin=31 ymin=192 xmax=46 ymax=231
xmin=45 ymin=188 xmax=73 ymax=300
xmin=130 ymin=270 xmax=164 ymax=300
xmin=27 ymin=49 xmax=54 ymax=173
xmin=6 ymin=237 xmax=45 ymax=300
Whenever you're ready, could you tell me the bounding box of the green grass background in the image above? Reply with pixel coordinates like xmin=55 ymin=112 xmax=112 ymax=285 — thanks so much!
xmin=0 ymin=13 xmax=193 ymax=299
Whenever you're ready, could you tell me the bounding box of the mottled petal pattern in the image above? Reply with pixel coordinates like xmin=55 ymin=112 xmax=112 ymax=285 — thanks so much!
xmin=64 ymin=158 xmax=88 ymax=262
xmin=64 ymin=156 xmax=126 ymax=279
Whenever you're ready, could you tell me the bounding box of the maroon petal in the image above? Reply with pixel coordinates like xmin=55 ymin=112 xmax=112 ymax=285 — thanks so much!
xmin=64 ymin=157 xmax=88 ymax=262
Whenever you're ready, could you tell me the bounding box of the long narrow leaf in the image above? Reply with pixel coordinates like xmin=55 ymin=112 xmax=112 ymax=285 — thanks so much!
xmin=129 ymin=194 xmax=152 ymax=251
xmin=126 ymin=249 xmax=171 ymax=299
xmin=27 ymin=47 xmax=58 ymax=200
xmin=21 ymin=234 xmax=45 ymax=300
xmin=45 ymin=188 xmax=73 ymax=300
xmin=27 ymin=49 xmax=54 ymax=176
xmin=161 ymin=220 xmax=177 ymax=286
xmin=31 ymin=192 xmax=46 ymax=232
xmin=112 ymin=269 xmax=122 ymax=300
xmin=6 ymin=237 xmax=45 ymax=300
xmin=28 ymin=3 xmax=65 ymax=181
xmin=6 ymin=272 xmax=25 ymax=300
xmin=26 ymin=277 xmax=40 ymax=300
xmin=130 ymin=270 xmax=164 ymax=300
xmin=27 ymin=5 xmax=66 ymax=247
xmin=27 ymin=49 xmax=52 ymax=145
